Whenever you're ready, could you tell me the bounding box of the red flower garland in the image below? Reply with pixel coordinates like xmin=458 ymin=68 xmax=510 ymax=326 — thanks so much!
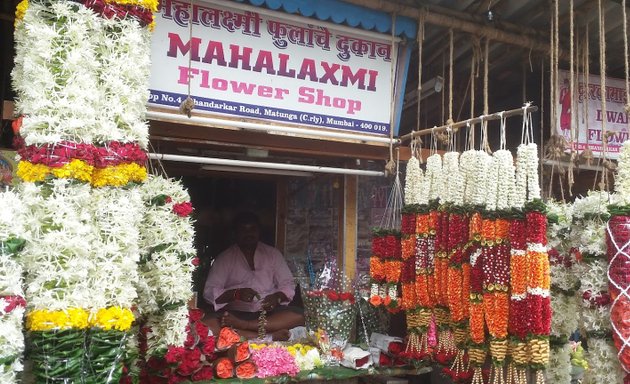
xmin=17 ymin=141 xmax=147 ymax=168
xmin=82 ymin=0 xmax=154 ymax=27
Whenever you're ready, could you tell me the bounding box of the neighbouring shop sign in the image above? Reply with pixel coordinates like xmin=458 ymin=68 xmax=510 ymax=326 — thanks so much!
xmin=556 ymin=69 xmax=629 ymax=159
xmin=149 ymin=0 xmax=403 ymax=136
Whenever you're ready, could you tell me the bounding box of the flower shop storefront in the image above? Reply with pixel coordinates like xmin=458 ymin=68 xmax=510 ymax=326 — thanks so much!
xmin=6 ymin=0 xmax=630 ymax=382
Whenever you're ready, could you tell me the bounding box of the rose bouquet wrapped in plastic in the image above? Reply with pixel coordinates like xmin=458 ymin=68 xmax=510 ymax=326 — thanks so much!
xmin=302 ymin=261 xmax=356 ymax=365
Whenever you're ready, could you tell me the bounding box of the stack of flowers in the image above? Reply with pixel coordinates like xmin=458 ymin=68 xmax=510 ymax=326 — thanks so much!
xmin=12 ymin=0 xmax=158 ymax=381
xmin=571 ymin=192 xmax=625 ymax=384
xmin=250 ymin=345 xmax=299 ymax=378
xmin=250 ymin=342 xmax=322 ymax=373
xmin=140 ymin=309 xmax=216 ymax=383
xmin=136 ymin=175 xmax=196 ymax=364
xmin=0 ymin=191 xmax=27 ymax=384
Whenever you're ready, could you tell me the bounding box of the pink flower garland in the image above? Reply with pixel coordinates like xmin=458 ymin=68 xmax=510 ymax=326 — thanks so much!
xmin=251 ymin=346 xmax=299 ymax=378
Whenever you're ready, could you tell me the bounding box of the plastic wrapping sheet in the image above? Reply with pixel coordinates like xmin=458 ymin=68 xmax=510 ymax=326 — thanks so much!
xmin=29 ymin=329 xmax=129 ymax=383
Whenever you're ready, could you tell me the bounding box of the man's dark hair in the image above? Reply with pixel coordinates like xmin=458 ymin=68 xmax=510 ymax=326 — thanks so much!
xmin=232 ymin=211 xmax=260 ymax=231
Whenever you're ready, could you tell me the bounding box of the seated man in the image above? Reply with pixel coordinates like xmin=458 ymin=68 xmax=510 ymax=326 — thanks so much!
xmin=202 ymin=212 xmax=304 ymax=340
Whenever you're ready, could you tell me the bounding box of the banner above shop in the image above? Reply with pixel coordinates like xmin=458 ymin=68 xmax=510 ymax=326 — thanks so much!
xmin=556 ymin=69 xmax=629 ymax=159
xmin=148 ymin=0 xmax=411 ymax=137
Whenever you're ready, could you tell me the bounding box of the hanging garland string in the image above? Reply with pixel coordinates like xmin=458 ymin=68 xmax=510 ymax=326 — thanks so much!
xmin=598 ymin=0 xmax=610 ymax=191
xmin=448 ymin=29 xmax=454 ymax=124
xmin=416 ymin=12 xmax=426 ymax=139
xmin=179 ymin=0 xmax=195 ymax=117
xmin=624 ymin=0 xmax=630 ymax=120
xmin=568 ymin=0 xmax=575 ymax=195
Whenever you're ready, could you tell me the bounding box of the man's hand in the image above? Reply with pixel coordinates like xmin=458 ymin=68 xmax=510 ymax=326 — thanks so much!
xmin=261 ymin=292 xmax=289 ymax=311
xmin=234 ymin=288 xmax=259 ymax=302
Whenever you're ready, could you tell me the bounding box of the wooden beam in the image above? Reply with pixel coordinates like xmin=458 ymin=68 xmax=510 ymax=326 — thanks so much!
xmin=341 ymin=174 xmax=358 ymax=282
xmin=341 ymin=0 xmax=568 ymax=59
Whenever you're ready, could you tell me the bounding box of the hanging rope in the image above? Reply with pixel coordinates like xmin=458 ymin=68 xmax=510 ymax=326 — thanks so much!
xmin=582 ymin=23 xmax=594 ymax=168
xmin=441 ymin=52 xmax=446 ymax=125
xmin=568 ymin=0 xmax=575 ymax=195
xmin=416 ymin=12 xmax=426 ymax=154
xmin=598 ymin=0 xmax=611 ymax=191
xmin=448 ymin=29 xmax=454 ymax=124
xmin=483 ymin=38 xmax=489 ymax=116
xmin=540 ymin=58 xmax=545 ymax=198
xmin=179 ymin=0 xmax=196 ymax=117
xmin=385 ymin=12 xmax=398 ymax=176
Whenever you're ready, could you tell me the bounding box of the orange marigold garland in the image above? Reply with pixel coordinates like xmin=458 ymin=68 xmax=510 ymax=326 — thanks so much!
xmin=482 ymin=217 xmax=510 ymax=384
xmin=469 ymin=212 xmax=486 ymax=384
xmin=370 ymin=229 xmax=402 ymax=312
xmin=507 ymin=217 xmax=529 ymax=384
xmin=525 ymin=205 xmax=551 ymax=384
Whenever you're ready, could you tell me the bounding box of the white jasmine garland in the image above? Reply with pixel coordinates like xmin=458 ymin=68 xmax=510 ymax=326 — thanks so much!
xmin=526 ymin=143 xmax=541 ymax=200
xmin=12 ymin=1 xmax=150 ymax=146
xmin=550 ymin=263 xmax=579 ymax=293
xmin=485 ymin=155 xmax=500 ymax=211
xmin=90 ymin=187 xmax=143 ymax=309
xmin=471 ymin=151 xmax=492 ymax=207
xmin=511 ymin=144 xmax=528 ymax=208
xmin=494 ymin=149 xmax=515 ymax=211
xmin=546 ymin=199 xmax=573 ymax=251
xmin=145 ymin=307 xmax=190 ymax=355
xmin=137 ymin=175 xmax=195 ymax=355
xmin=12 ymin=2 xmax=102 ymax=145
xmin=19 ymin=180 xmax=97 ymax=311
xmin=546 ymin=343 xmax=571 ymax=384
xmin=425 ymin=154 xmax=444 ymax=202
xmin=0 ymin=190 xmax=27 ymax=383
xmin=94 ymin=17 xmax=151 ymax=147
xmin=404 ymin=156 xmax=423 ymax=205
xmin=443 ymin=152 xmax=464 ymax=205
xmin=550 ymin=294 xmax=579 ymax=337
xmin=614 ymin=140 xmax=630 ymax=203
xmin=583 ymin=338 xmax=625 ymax=384
xmin=459 ymin=150 xmax=477 ymax=205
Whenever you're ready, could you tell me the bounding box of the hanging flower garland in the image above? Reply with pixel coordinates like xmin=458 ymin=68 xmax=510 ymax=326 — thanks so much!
xmin=545 ymin=200 xmax=578 ymax=384
xmin=569 ymin=192 xmax=625 ymax=383
xmin=369 ymin=229 xmax=402 ymax=312
xmin=0 ymin=191 xmax=27 ymax=384
xmin=136 ymin=175 xmax=196 ymax=359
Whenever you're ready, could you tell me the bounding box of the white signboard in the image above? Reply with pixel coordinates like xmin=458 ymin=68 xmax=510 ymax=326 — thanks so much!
xmin=556 ymin=69 xmax=629 ymax=159
xmin=149 ymin=0 xmax=399 ymax=136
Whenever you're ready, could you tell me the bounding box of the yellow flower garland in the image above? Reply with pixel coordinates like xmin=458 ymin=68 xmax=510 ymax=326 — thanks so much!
xmin=105 ymin=0 xmax=159 ymax=12
xmin=17 ymin=160 xmax=146 ymax=187
xmin=26 ymin=307 xmax=135 ymax=332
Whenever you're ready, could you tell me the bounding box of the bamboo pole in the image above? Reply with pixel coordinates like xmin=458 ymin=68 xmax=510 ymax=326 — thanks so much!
xmin=398 ymin=104 xmax=539 ymax=143
xmin=341 ymin=1 xmax=568 ymax=60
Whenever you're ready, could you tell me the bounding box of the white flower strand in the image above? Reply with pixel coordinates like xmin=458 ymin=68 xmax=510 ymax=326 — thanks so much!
xmin=425 ymin=154 xmax=443 ymax=202
xmin=546 ymin=344 xmax=572 ymax=384
xmin=137 ymin=175 xmax=196 ymax=354
xmin=404 ymin=156 xmax=423 ymax=205
xmin=471 ymin=151 xmax=492 ymax=207
xmin=443 ymin=152 xmax=464 ymax=206
xmin=583 ymin=338 xmax=625 ymax=384
xmin=19 ymin=180 xmax=97 ymax=311
xmin=0 ymin=191 xmax=27 ymax=383
xmin=485 ymin=154 xmax=500 ymax=211
xmin=494 ymin=149 xmax=515 ymax=211
xmin=459 ymin=149 xmax=477 ymax=205
xmin=512 ymin=144 xmax=528 ymax=208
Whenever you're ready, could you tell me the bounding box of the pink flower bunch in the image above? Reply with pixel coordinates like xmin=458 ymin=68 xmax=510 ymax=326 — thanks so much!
xmin=17 ymin=141 xmax=147 ymax=168
xmin=251 ymin=346 xmax=299 ymax=378
xmin=140 ymin=309 xmax=217 ymax=383
xmin=1 ymin=295 xmax=26 ymax=313
xmin=82 ymin=0 xmax=154 ymax=27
